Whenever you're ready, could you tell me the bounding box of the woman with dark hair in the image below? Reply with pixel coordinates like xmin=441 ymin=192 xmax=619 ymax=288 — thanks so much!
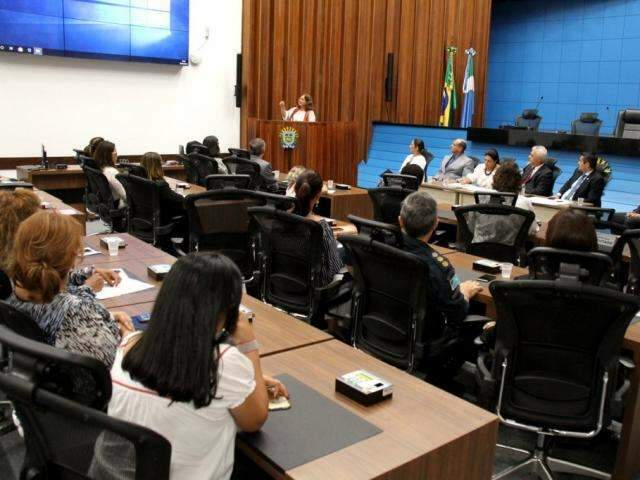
xmin=93 ymin=140 xmax=127 ymax=209
xmin=294 ymin=170 xmax=343 ymax=286
xmin=400 ymin=138 xmax=430 ymax=171
xmin=461 ymin=148 xmax=500 ymax=188
xmin=546 ymin=209 xmax=598 ymax=252
xmin=83 ymin=136 xmax=104 ymax=156
xmin=492 ymin=160 xmax=539 ymax=234
xmin=93 ymin=253 xmax=287 ymax=479
xmin=279 ymin=94 xmax=316 ymax=122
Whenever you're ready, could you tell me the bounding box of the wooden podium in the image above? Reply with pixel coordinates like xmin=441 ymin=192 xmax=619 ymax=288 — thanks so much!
xmin=247 ymin=118 xmax=359 ymax=185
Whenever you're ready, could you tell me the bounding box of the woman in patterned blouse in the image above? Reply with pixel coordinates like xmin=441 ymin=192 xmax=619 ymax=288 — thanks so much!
xmin=5 ymin=211 xmax=133 ymax=367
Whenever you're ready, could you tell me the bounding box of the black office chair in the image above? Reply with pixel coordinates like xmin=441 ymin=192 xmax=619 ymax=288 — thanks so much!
xmin=382 ymin=173 xmax=420 ymax=191
xmin=116 ymin=174 xmax=181 ymax=248
xmin=480 ymin=279 xmax=640 ymax=480
xmin=474 ymin=191 xmax=518 ymax=207
xmin=183 ymin=152 xmax=219 ymax=186
xmin=205 ymin=174 xmax=252 ymax=190
xmin=609 ymin=229 xmax=640 ymax=295
xmin=185 ymin=140 xmax=208 ymax=155
xmin=614 ymin=109 xmax=640 ymax=139
xmin=545 ymin=157 xmax=562 ymax=187
xmin=347 ymin=214 xmax=403 ymax=247
xmin=248 ymin=207 xmax=351 ymax=326
xmin=469 ymin=155 xmax=482 ymax=169
xmin=368 ymin=187 xmax=414 ymax=225
xmin=571 ymin=112 xmax=603 ymax=136
xmin=0 ymin=326 xmax=172 ymax=480
xmin=527 ymin=247 xmax=613 ymax=286
xmin=570 ymin=206 xmax=616 ymax=230
xmin=82 ymin=166 xmax=126 ymax=232
xmin=454 ymin=204 xmax=535 ymax=263
xmin=78 ymin=154 xmax=97 ymax=169
xmin=116 ymin=162 xmax=148 ymax=178
xmin=223 ymin=156 xmax=261 ymax=190
xmin=228 ymin=147 xmax=251 ymax=159
xmin=515 ymin=109 xmax=542 ymax=130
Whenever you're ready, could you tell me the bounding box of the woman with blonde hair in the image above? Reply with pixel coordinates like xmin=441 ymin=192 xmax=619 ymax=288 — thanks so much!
xmin=0 ymin=189 xmax=40 ymax=271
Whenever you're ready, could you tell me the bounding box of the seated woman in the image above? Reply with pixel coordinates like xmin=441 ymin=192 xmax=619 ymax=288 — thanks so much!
xmin=460 ymin=149 xmax=500 ymax=189
xmin=94 ymin=140 xmax=127 ymax=209
xmin=83 ymin=136 xmax=104 ymax=157
xmin=400 ymin=138 xmax=430 ymax=171
xmin=202 ymin=135 xmax=230 ymax=174
xmin=6 ymin=212 xmax=131 ymax=367
xmin=294 ymin=170 xmax=344 ymax=285
xmin=92 ymin=253 xmax=287 ymax=480
xmin=545 ymin=208 xmax=597 ymax=251
xmin=492 ymin=160 xmax=539 ymax=235
xmin=285 ymin=165 xmax=306 ymax=197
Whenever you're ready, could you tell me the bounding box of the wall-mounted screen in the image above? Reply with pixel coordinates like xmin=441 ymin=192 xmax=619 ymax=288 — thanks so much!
xmin=0 ymin=1 xmax=189 ymax=65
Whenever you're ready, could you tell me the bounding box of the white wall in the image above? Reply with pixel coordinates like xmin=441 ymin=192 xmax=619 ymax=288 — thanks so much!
xmin=0 ymin=0 xmax=242 ymax=158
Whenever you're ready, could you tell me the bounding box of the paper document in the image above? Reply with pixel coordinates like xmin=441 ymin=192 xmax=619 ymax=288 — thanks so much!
xmin=82 ymin=246 xmax=101 ymax=257
xmin=530 ymin=197 xmax=570 ymax=207
xmin=95 ymin=269 xmax=154 ymax=300
xmin=59 ymin=209 xmax=78 ymax=215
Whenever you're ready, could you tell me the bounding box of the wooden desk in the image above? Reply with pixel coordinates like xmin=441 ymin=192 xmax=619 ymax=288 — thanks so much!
xmin=421 ymin=182 xmax=460 ymax=204
xmin=164 ymin=176 xmax=206 ymax=195
xmin=81 ymin=233 xmax=171 ymax=265
xmin=318 ymin=186 xmax=373 ymax=222
xmin=36 ymin=190 xmax=86 ymax=234
xmin=242 ymin=340 xmax=498 ymax=479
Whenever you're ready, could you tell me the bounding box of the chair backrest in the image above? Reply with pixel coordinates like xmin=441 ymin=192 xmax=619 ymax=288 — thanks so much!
xmin=184 ymin=153 xmax=218 ymax=186
xmin=248 ymin=206 xmax=323 ymax=314
xmin=340 ymin=235 xmax=427 ymax=371
xmin=367 ymin=187 xmax=414 ymax=225
xmin=228 ymin=147 xmax=251 ymax=159
xmin=205 ymin=174 xmax=252 ymax=190
xmin=469 ymin=155 xmax=482 ymax=169
xmin=116 ymin=163 xmax=148 ymax=178
xmin=570 ymin=205 xmax=616 ymax=229
xmin=222 ymin=156 xmax=261 ymax=189
xmin=474 ymin=191 xmax=518 ymax=207
xmin=614 ymin=109 xmax=640 ymax=139
xmin=527 ymin=247 xmax=613 ymax=286
xmin=515 ymin=109 xmax=542 ymax=130
xmin=454 ymin=203 xmax=535 ymax=263
xmin=116 ymin=174 xmax=162 ymax=244
xmin=610 ymin=229 xmax=640 ymax=295
xmin=78 ymin=154 xmax=97 ymax=169
xmin=490 ymin=280 xmax=640 ymax=432
xmin=545 ymin=157 xmax=562 ymax=183
xmin=571 ymin=112 xmax=602 ymax=136
xmin=82 ymin=165 xmax=121 ymax=226
xmin=382 ymin=173 xmax=420 ymax=191
xmin=185 ymin=140 xmax=208 ymax=155
xmin=0 ymin=326 xmax=171 ymax=480
xmin=347 ymin=214 xmax=403 ymax=247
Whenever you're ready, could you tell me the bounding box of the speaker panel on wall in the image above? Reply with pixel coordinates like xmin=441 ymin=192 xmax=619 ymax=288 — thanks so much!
xmin=235 ymin=53 xmax=242 ymax=108
xmin=385 ymin=53 xmax=394 ymax=102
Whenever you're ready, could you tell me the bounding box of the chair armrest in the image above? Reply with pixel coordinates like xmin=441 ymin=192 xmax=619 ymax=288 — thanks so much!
xmin=619 ymin=355 xmax=636 ymax=370
xmin=477 ymin=351 xmax=494 ymax=383
xmin=463 ymin=315 xmax=492 ymax=324
xmin=314 ymin=276 xmax=352 ymax=305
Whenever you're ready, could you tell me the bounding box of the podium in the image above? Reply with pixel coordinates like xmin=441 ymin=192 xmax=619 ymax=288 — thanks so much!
xmin=247 ymin=118 xmax=359 ymax=185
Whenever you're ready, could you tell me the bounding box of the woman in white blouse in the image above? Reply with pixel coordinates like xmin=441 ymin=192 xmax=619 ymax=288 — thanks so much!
xmin=461 ymin=148 xmax=500 ymax=189
xmin=400 ymin=138 xmax=430 ymax=171
xmin=279 ymin=94 xmax=316 ymax=122
xmin=93 ymin=140 xmax=127 ymax=209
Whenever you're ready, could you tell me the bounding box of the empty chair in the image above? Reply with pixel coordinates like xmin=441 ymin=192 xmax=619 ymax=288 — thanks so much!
xmin=368 ymin=187 xmax=414 ymax=225
xmin=609 ymin=229 xmax=640 ymax=295
xmin=347 ymin=214 xmax=403 ymax=247
xmin=0 ymin=326 xmax=171 ymax=479
xmin=228 ymin=147 xmax=251 ymax=159
xmin=527 ymin=247 xmax=613 ymax=286
xmin=183 ymin=152 xmax=219 ymax=186
xmin=82 ymin=165 xmax=126 ymax=231
xmin=185 ymin=140 xmax=208 ymax=155
xmin=474 ymin=191 xmax=518 ymax=207
xmin=223 ymin=156 xmax=261 ymax=189
xmin=614 ymin=109 xmax=640 ymax=139
xmin=382 ymin=173 xmax=420 ymax=191
xmin=515 ymin=109 xmax=542 ymax=130
xmin=454 ymin=203 xmax=535 ymax=263
xmin=205 ymin=174 xmax=252 ymax=190
xmin=571 ymin=206 xmax=616 ymax=230
xmin=116 ymin=162 xmax=147 ymax=178
xmin=571 ymin=112 xmax=603 ymax=136
xmin=481 ymin=279 xmax=640 ymax=480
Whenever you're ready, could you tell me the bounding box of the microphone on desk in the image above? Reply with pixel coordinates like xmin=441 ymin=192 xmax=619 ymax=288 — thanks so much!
xmin=533 ymin=96 xmax=544 ymax=112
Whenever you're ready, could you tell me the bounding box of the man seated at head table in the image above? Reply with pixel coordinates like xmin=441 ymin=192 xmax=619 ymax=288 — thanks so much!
xmin=435 ymin=139 xmax=475 ymax=182
xmin=398 ymin=190 xmax=482 ymax=327
xmin=521 ymin=145 xmax=554 ymax=197
xmin=552 ymin=152 xmax=605 ymax=207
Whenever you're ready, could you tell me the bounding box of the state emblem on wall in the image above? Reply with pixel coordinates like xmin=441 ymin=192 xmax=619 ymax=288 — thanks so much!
xmin=279 ymin=126 xmax=299 ymax=149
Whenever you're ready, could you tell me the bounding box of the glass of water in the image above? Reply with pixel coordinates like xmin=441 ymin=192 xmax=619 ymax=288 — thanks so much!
xmin=327 ymin=180 xmax=336 ymax=193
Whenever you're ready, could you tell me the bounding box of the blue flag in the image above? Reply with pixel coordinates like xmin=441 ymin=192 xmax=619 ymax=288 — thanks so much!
xmin=460 ymin=48 xmax=476 ymax=128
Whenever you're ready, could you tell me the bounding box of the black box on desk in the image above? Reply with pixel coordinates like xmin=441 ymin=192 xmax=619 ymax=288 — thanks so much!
xmin=335 ymin=370 xmax=393 ymax=406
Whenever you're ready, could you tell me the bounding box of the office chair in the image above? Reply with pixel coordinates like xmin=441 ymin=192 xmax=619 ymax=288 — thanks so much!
xmin=570 ymin=206 xmax=616 ymax=230
xmin=527 ymin=247 xmax=613 ymax=286
xmin=82 ymin=165 xmax=126 ymax=232
xmin=116 ymin=174 xmax=182 ymax=248
xmin=609 ymin=229 xmax=640 ymax=295
xmin=469 ymin=155 xmax=482 ymax=169
xmin=382 ymin=173 xmax=420 ymax=191
xmin=454 ymin=204 xmax=535 ymax=263
xmin=228 ymin=147 xmax=251 ymax=159
xmin=368 ymin=187 xmax=414 ymax=225
xmin=184 ymin=152 xmax=219 ymax=186
xmin=205 ymin=174 xmax=252 ymax=190
xmin=116 ymin=162 xmax=148 ymax=178
xmin=480 ymin=279 xmax=640 ymax=480
xmin=248 ymin=207 xmax=352 ymax=326
xmin=614 ymin=109 xmax=640 ymax=139
xmin=223 ymin=156 xmax=262 ymax=190
xmin=515 ymin=109 xmax=542 ymax=130
xmin=571 ymin=112 xmax=603 ymax=136
xmin=78 ymin=153 xmax=97 ymax=169
xmin=185 ymin=140 xmax=208 ymax=155
xmin=544 ymin=157 xmax=562 ymax=187
xmin=0 ymin=326 xmax=172 ymax=480
xmin=347 ymin=214 xmax=404 ymax=247
xmin=474 ymin=191 xmax=518 ymax=207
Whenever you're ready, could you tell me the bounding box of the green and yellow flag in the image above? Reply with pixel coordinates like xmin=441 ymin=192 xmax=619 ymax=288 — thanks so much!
xmin=439 ymin=47 xmax=458 ymax=127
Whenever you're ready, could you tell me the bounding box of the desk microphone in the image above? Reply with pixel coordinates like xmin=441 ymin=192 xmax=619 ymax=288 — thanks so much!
xmin=533 ymin=96 xmax=544 ymax=112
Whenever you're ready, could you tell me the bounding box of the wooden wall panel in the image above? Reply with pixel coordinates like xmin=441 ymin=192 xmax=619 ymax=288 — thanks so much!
xmin=241 ymin=0 xmax=493 ymax=163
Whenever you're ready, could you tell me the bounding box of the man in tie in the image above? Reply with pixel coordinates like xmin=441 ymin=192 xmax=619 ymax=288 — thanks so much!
xmin=436 ymin=139 xmax=475 ymax=181
xmin=521 ymin=145 xmax=554 ymax=197
xmin=555 ymin=153 xmax=605 ymax=207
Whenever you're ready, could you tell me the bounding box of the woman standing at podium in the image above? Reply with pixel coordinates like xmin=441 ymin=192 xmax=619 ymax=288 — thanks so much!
xmin=279 ymin=94 xmax=316 ymax=122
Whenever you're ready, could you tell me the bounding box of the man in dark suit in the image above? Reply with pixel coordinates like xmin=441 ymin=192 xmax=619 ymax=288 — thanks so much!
xmin=555 ymin=153 xmax=605 ymax=207
xmin=522 ymin=145 xmax=554 ymax=197
xmin=248 ymin=137 xmax=278 ymax=192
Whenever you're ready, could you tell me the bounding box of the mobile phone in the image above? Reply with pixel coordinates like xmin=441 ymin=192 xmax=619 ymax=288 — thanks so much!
xmin=477 ymin=274 xmax=496 ymax=283
xmin=132 ymin=312 xmax=151 ymax=323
